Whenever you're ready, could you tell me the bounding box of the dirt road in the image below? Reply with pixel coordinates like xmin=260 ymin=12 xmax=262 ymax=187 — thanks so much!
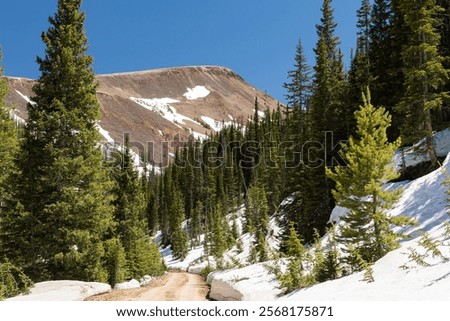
xmin=86 ymin=272 xmax=209 ymax=301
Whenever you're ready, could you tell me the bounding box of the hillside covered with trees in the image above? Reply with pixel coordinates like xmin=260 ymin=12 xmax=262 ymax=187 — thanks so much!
xmin=1 ymin=0 xmax=450 ymax=300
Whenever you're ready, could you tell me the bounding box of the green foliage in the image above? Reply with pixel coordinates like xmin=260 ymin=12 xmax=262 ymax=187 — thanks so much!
xmin=103 ymin=238 xmax=127 ymax=286
xmin=172 ymin=228 xmax=189 ymax=260
xmin=406 ymin=247 xmax=430 ymax=267
xmin=0 ymin=260 xmax=33 ymax=301
xmin=111 ymin=139 xmax=164 ymax=280
xmin=418 ymin=231 xmax=446 ymax=260
xmin=200 ymin=264 xmax=215 ymax=279
xmin=210 ymin=203 xmax=228 ymax=260
xmin=0 ymin=50 xmax=19 ymax=206
xmin=397 ymin=0 xmax=449 ymax=167
xmin=3 ymin=0 xmax=116 ymax=282
xmin=327 ymin=89 xmax=411 ymax=265
xmin=285 ymin=223 xmax=305 ymax=258
xmin=297 ymin=0 xmax=346 ymax=244
xmin=244 ymin=185 xmax=269 ymax=235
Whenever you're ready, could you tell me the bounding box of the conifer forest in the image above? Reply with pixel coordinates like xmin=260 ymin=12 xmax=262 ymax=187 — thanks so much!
xmin=1 ymin=0 xmax=450 ymax=300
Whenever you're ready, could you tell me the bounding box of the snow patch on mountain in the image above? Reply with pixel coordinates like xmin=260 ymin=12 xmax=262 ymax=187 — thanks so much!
xmin=15 ymin=89 xmax=36 ymax=106
xmin=130 ymin=96 xmax=200 ymax=129
xmin=96 ymin=124 xmax=115 ymax=143
xmin=201 ymin=116 xmax=234 ymax=132
xmin=183 ymin=86 xmax=210 ymax=100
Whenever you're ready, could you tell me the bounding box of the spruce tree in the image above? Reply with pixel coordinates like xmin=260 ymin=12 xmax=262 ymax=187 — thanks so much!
xmin=170 ymin=188 xmax=189 ymax=259
xmin=346 ymin=0 xmax=372 ymax=137
xmin=112 ymin=137 xmax=164 ymax=280
xmin=7 ymin=0 xmax=115 ymax=281
xmin=283 ymin=39 xmax=312 ymax=112
xmin=397 ymin=0 xmax=449 ymax=168
xmin=369 ymin=0 xmax=393 ymax=108
xmin=369 ymin=0 xmax=404 ymax=141
xmin=326 ymin=89 xmax=412 ymax=264
xmin=244 ymin=185 xmax=269 ymax=235
xmin=300 ymin=0 xmax=345 ymax=243
xmin=0 ymin=52 xmax=31 ymax=299
xmin=0 ymin=50 xmax=18 ymax=209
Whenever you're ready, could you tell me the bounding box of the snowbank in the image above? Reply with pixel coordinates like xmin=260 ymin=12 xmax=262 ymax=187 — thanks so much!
xmin=208 ymin=263 xmax=282 ymax=301
xmin=393 ymin=128 xmax=450 ymax=170
xmin=6 ymin=281 xmax=111 ymax=301
xmin=114 ymin=279 xmax=140 ymax=290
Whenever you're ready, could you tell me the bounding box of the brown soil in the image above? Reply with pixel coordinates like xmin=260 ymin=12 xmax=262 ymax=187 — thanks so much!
xmin=86 ymin=272 xmax=209 ymax=301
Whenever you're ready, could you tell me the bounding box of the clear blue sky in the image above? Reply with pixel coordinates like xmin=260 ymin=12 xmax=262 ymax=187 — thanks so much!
xmin=0 ymin=0 xmax=360 ymax=103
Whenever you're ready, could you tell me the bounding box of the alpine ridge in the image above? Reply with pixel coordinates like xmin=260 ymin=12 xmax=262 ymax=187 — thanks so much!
xmin=5 ymin=65 xmax=279 ymax=164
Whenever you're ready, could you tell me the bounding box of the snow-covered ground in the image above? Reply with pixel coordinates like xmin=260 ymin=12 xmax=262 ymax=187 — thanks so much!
xmin=393 ymin=128 xmax=450 ymax=170
xmin=160 ymin=206 xmax=281 ymax=274
xmin=5 ymin=281 xmax=111 ymax=301
xmin=206 ymin=151 xmax=450 ymax=301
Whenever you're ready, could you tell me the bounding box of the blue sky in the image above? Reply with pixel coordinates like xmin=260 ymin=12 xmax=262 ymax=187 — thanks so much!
xmin=0 ymin=0 xmax=360 ymax=103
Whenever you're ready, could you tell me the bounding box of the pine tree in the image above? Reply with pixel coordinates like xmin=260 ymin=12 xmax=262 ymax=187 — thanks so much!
xmin=0 ymin=50 xmax=19 ymax=207
xmin=369 ymin=0 xmax=393 ymax=107
xmin=369 ymin=0 xmax=405 ymax=141
xmin=6 ymin=0 xmax=115 ymax=282
xmin=112 ymin=137 xmax=164 ymax=280
xmin=278 ymin=223 xmax=307 ymax=292
xmin=244 ymin=185 xmax=269 ymax=236
xmin=299 ymin=0 xmax=346 ymax=243
xmin=281 ymin=42 xmax=311 ymax=238
xmin=326 ymin=89 xmax=412 ymax=265
xmin=103 ymin=238 xmax=127 ymax=286
xmin=0 ymin=55 xmax=30 ymax=299
xmin=283 ymin=39 xmax=312 ymax=112
xmin=210 ymin=203 xmax=227 ymax=260
xmin=170 ymin=188 xmax=189 ymax=259
xmin=0 ymin=259 xmax=33 ymax=300
xmin=397 ymin=0 xmax=449 ymax=168
xmin=346 ymin=0 xmax=372 ymax=137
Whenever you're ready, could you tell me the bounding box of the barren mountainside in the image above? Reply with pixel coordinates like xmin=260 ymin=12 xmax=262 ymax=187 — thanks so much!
xmin=5 ymin=65 xmax=279 ymax=164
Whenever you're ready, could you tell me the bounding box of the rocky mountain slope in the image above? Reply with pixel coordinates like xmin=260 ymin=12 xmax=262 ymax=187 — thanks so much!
xmin=5 ymin=65 xmax=279 ymax=165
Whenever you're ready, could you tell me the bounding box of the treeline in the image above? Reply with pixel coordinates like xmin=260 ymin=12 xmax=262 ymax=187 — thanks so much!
xmin=147 ymin=0 xmax=450 ymax=272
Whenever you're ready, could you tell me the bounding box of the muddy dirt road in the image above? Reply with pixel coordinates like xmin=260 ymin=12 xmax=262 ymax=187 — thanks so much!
xmin=86 ymin=272 xmax=209 ymax=301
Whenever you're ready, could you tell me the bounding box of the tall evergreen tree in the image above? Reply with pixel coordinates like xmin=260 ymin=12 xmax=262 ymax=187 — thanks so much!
xmin=347 ymin=0 xmax=372 ymax=132
xmin=282 ymin=39 xmax=312 ymax=210
xmin=283 ymin=39 xmax=312 ymax=112
xmin=0 ymin=51 xmax=31 ymax=298
xmin=0 ymin=50 xmax=18 ymax=209
xmin=369 ymin=0 xmax=405 ymax=140
xmin=6 ymin=0 xmax=115 ymax=282
xmin=397 ymin=0 xmax=449 ymax=168
xmin=112 ymin=136 xmax=164 ymax=280
xmin=300 ymin=0 xmax=345 ymax=243
xmin=327 ymin=89 xmax=412 ymax=264
xmin=369 ymin=0 xmax=393 ymax=108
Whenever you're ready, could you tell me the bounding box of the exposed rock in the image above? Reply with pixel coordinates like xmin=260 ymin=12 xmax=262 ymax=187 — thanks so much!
xmin=5 ymin=66 xmax=279 ymax=166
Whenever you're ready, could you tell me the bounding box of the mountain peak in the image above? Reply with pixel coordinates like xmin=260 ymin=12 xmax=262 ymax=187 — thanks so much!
xmin=6 ymin=65 xmax=279 ymax=165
